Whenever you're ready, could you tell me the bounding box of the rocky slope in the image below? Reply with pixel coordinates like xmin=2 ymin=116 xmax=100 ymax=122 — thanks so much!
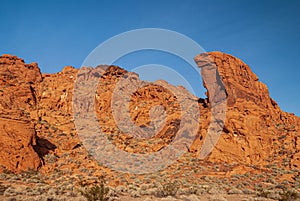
xmin=0 ymin=52 xmax=299 ymax=173
xmin=0 ymin=52 xmax=299 ymax=200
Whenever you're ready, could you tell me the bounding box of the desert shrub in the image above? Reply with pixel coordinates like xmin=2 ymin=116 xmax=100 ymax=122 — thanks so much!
xmin=2 ymin=168 xmax=13 ymax=174
xmin=157 ymin=180 xmax=179 ymax=197
xmin=19 ymin=168 xmax=39 ymax=179
xmin=256 ymin=188 xmax=271 ymax=198
xmin=79 ymin=176 xmax=109 ymax=201
xmin=279 ymin=189 xmax=299 ymax=201
xmin=44 ymin=153 xmax=58 ymax=164
xmin=257 ymin=187 xmax=299 ymax=201
xmin=0 ymin=183 xmax=8 ymax=195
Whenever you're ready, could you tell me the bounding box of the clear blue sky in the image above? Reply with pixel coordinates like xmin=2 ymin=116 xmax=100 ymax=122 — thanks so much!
xmin=1 ymin=0 xmax=299 ymax=116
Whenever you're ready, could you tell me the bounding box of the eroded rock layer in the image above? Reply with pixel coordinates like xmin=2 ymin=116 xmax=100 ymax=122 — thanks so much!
xmin=0 ymin=52 xmax=299 ymax=174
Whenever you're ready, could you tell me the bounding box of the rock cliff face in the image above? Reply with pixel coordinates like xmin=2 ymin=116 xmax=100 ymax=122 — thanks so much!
xmin=194 ymin=52 xmax=300 ymax=169
xmin=0 ymin=52 xmax=299 ymax=173
xmin=0 ymin=55 xmax=42 ymax=172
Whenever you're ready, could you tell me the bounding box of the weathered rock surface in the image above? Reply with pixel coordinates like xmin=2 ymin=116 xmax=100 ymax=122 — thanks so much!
xmin=0 ymin=52 xmax=299 ymax=175
xmin=0 ymin=54 xmax=42 ymax=172
xmin=194 ymin=52 xmax=300 ymax=168
xmin=0 ymin=118 xmax=41 ymax=172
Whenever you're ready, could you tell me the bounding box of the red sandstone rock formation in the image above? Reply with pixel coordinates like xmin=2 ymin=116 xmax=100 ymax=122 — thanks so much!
xmin=0 ymin=52 xmax=299 ymax=173
xmin=194 ymin=52 xmax=300 ymax=169
xmin=0 ymin=55 xmax=42 ymax=173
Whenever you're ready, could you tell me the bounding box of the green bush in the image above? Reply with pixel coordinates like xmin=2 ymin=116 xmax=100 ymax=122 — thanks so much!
xmin=79 ymin=176 xmax=109 ymax=201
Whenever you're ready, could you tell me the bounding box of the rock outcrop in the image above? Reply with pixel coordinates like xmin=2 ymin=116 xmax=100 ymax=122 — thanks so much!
xmin=0 ymin=55 xmax=42 ymax=173
xmin=0 ymin=52 xmax=299 ymax=174
xmin=194 ymin=52 xmax=300 ymax=169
